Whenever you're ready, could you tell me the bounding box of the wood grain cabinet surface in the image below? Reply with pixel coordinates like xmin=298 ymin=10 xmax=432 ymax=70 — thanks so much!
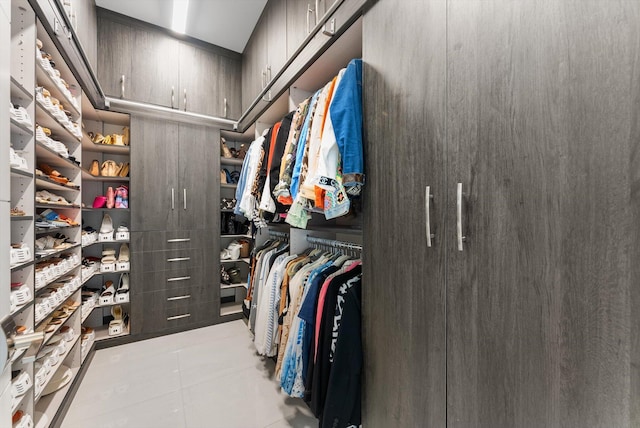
xmin=363 ymin=0 xmax=639 ymax=427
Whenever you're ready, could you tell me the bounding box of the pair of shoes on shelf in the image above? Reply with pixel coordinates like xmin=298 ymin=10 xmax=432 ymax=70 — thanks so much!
xmin=108 ymin=300 xmax=127 ymax=335
xmin=99 ymin=214 xmax=129 ymax=235
xmin=220 ymin=241 xmax=242 ymax=260
xmin=99 ymin=273 xmax=129 ymax=306
xmin=97 ymin=160 xmax=129 ymax=177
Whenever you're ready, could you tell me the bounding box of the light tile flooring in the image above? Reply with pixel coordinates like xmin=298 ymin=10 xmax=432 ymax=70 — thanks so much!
xmin=62 ymin=320 xmax=318 ymax=428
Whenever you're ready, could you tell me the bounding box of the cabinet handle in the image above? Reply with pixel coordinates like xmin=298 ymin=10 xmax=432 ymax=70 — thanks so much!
xmin=183 ymin=188 xmax=187 ymax=210
xmin=167 ymin=313 xmax=190 ymax=321
xmin=167 ymin=257 xmax=190 ymax=262
xmin=183 ymin=89 xmax=187 ymax=111
xmin=167 ymin=238 xmax=190 ymax=243
xmin=167 ymin=276 xmax=191 ymax=282
xmin=167 ymin=295 xmax=191 ymax=301
xmin=171 ymin=86 xmax=175 ymax=109
xmin=307 ymin=4 xmax=314 ymax=34
xmin=267 ymin=65 xmax=272 ymax=82
xmin=315 ymin=0 xmax=320 ymax=25
xmin=261 ymin=69 xmax=266 ymax=89
xmin=457 ymin=182 xmax=466 ymax=251
xmin=425 ymin=186 xmax=434 ymax=247
xmin=171 ymin=188 xmax=175 ymax=210
xmin=121 ymin=75 xmax=125 ymax=98
xmin=223 ymin=98 xmax=228 ymax=118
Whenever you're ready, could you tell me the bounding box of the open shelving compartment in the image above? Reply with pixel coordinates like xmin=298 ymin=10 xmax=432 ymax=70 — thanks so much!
xmin=79 ymin=93 xmax=132 ymax=346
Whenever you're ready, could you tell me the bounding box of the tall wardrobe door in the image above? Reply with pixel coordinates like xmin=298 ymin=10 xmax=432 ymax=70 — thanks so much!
xmin=362 ymin=0 xmax=446 ymax=427
xmin=130 ymin=117 xmax=180 ymax=231
xmin=177 ymin=123 xmax=219 ymax=230
xmin=446 ymin=1 xmax=637 ymax=427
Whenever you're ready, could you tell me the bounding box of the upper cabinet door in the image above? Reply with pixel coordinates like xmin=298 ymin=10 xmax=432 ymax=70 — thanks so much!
xmin=446 ymin=1 xmax=636 ymax=427
xmin=242 ymin=15 xmax=268 ymax=111
xmin=130 ymin=117 xmax=180 ymax=231
xmin=178 ymin=42 xmax=242 ymax=118
xmin=129 ymin=26 xmax=180 ymax=108
xmin=266 ymin=0 xmax=287 ymax=81
xmin=96 ymin=16 xmax=132 ymax=99
xmin=286 ymin=0 xmax=309 ymax=58
xmin=362 ymin=0 xmax=447 ymax=427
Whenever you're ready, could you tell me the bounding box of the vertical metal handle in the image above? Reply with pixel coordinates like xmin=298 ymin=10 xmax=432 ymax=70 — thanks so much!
xmin=267 ymin=65 xmax=272 ymax=82
xmin=223 ymin=98 xmax=228 ymax=118
xmin=457 ymin=182 xmax=465 ymax=251
xmin=171 ymin=188 xmax=175 ymax=210
xmin=315 ymin=0 xmax=320 ymax=24
xmin=425 ymin=186 xmax=434 ymax=247
xmin=183 ymin=89 xmax=187 ymax=111
xmin=307 ymin=4 xmax=313 ymax=33
xmin=183 ymin=189 xmax=187 ymax=210
xmin=261 ymin=69 xmax=266 ymax=89
xmin=121 ymin=75 xmax=125 ymax=98
xmin=171 ymin=86 xmax=175 ymax=108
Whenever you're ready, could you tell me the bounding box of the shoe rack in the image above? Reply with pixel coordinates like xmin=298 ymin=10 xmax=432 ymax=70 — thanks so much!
xmin=79 ymin=100 xmax=131 ymax=344
xmin=219 ymin=135 xmax=253 ymax=317
xmin=9 ymin=1 xmax=37 ymax=425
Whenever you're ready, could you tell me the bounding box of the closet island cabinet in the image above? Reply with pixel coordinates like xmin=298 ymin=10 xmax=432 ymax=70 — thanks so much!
xmin=96 ymin=9 xmax=241 ymax=118
xmin=363 ymin=1 xmax=637 ymax=427
xmin=128 ymin=116 xmax=220 ymax=336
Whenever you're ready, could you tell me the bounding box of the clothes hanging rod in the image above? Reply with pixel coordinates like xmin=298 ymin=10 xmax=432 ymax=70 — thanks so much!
xmin=269 ymin=230 xmax=290 ymax=239
xmin=104 ymin=97 xmax=238 ymax=129
xmin=306 ymin=236 xmax=362 ymax=251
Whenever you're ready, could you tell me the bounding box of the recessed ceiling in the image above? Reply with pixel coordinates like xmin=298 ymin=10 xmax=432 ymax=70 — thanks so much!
xmin=94 ymin=0 xmax=267 ymax=53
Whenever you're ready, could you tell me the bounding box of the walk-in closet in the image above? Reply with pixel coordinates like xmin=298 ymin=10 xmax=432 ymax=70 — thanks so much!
xmin=1 ymin=0 xmax=639 ymax=427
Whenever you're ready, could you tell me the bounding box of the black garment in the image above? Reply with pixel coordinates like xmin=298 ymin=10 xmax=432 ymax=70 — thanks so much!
xmin=270 ymin=111 xmax=294 ymax=216
xmin=303 ymin=265 xmax=341 ymax=405
xmin=310 ymin=265 xmax=362 ymax=423
xmin=322 ymin=273 xmax=362 ymax=428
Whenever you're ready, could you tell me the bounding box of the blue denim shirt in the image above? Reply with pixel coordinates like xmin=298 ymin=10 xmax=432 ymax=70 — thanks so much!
xmin=330 ymin=59 xmax=364 ymax=190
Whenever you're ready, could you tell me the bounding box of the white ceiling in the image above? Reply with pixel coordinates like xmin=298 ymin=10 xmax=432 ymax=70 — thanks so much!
xmin=95 ymin=0 xmax=268 ymax=53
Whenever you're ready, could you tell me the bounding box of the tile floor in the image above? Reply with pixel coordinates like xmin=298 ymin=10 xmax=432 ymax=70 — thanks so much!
xmin=62 ymin=320 xmax=318 ymax=428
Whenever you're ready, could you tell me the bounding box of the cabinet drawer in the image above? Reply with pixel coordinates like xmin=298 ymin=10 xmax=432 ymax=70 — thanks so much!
xmin=131 ymin=265 xmax=209 ymax=294
xmin=131 ymin=230 xmax=215 ymax=252
xmin=132 ymin=248 xmax=205 ymax=273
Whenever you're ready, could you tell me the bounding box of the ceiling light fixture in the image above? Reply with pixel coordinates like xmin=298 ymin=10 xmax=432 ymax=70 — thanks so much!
xmin=171 ymin=0 xmax=189 ymax=34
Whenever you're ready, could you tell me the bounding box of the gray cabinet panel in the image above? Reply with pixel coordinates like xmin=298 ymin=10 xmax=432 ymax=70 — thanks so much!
xmin=178 ymin=43 xmax=241 ymax=117
xmin=73 ymin=0 xmax=97 ymax=69
xmin=177 ymin=124 xmax=219 ymax=229
xmin=242 ymin=16 xmax=268 ymax=111
xmin=266 ymin=0 xmax=287 ymax=80
xmin=130 ymin=116 xmax=179 ymax=231
xmin=130 ymin=26 xmax=180 ymax=108
xmin=446 ymin=1 xmax=635 ymax=427
xmin=362 ymin=0 xmax=446 ymax=427
xmin=96 ymin=15 xmax=132 ymax=99
xmin=286 ymin=0 xmax=309 ymax=58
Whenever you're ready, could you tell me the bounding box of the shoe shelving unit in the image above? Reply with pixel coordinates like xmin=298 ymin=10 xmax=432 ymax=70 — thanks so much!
xmin=219 ymin=138 xmax=254 ymax=318
xmin=80 ymin=96 xmax=131 ymax=345
xmin=6 ymin=1 xmax=90 ymax=426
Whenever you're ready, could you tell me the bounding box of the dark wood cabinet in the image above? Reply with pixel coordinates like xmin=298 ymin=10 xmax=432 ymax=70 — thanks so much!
xmin=130 ymin=118 xmax=219 ymax=232
xmin=286 ymin=0 xmax=309 ymax=58
xmin=130 ymin=117 xmax=179 ymax=231
xmin=178 ymin=42 xmax=242 ymax=117
xmin=241 ymin=0 xmax=286 ymax=111
xmin=129 ymin=116 xmax=220 ymax=337
xmin=363 ymin=0 xmax=637 ymax=427
xmin=97 ymin=9 xmax=241 ymax=116
xmin=362 ymin=0 xmax=446 ymax=427
xmin=96 ymin=15 xmax=132 ymax=100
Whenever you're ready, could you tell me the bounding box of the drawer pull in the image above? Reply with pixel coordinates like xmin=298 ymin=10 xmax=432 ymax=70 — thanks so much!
xmin=167 ymin=257 xmax=190 ymax=262
xmin=167 ymin=295 xmax=191 ymax=301
xmin=167 ymin=313 xmax=191 ymax=321
xmin=167 ymin=238 xmax=190 ymax=243
xmin=167 ymin=276 xmax=191 ymax=282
